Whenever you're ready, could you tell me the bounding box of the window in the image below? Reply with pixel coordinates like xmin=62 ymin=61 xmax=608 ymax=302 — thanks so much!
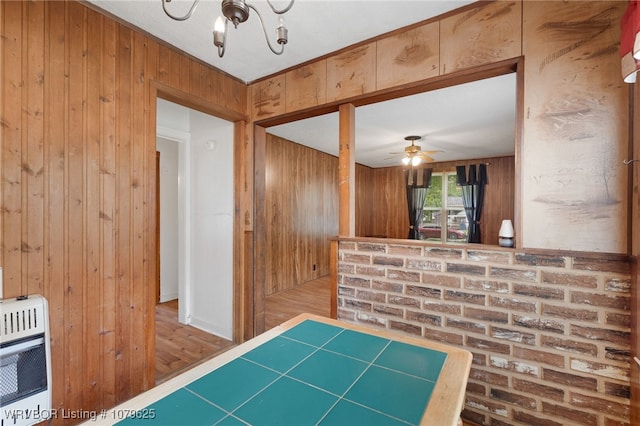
xmin=420 ymin=172 xmax=468 ymax=243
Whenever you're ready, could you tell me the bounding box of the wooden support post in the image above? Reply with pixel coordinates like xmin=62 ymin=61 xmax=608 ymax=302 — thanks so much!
xmin=253 ymin=125 xmax=266 ymax=336
xmin=338 ymin=103 xmax=355 ymax=237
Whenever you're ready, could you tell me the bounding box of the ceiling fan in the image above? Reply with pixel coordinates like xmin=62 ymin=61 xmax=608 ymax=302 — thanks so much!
xmin=391 ymin=135 xmax=440 ymax=166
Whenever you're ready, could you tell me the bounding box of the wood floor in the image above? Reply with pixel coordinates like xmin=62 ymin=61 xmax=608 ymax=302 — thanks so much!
xmin=265 ymin=275 xmax=332 ymax=330
xmin=155 ymin=299 xmax=235 ymax=383
xmin=155 ymin=276 xmax=331 ymax=383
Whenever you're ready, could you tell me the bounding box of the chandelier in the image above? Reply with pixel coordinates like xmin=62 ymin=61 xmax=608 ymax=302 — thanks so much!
xmin=161 ymin=0 xmax=295 ymax=57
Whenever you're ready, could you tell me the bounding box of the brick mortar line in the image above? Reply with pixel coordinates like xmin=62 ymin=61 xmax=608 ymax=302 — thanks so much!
xmin=476 ymin=383 xmax=630 ymax=419
xmin=338 ymin=294 xmax=630 ymax=348
xmin=337 ymin=296 xmax=631 ymax=366
xmin=339 ymin=275 xmax=631 ymax=317
xmin=339 ymin=245 xmax=624 ymax=273
xmin=338 ymin=284 xmax=631 ymax=317
xmin=341 ymin=258 xmax=629 ymax=282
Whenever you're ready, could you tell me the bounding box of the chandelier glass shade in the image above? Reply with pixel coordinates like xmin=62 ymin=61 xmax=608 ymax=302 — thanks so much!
xmin=161 ymin=0 xmax=294 ymax=58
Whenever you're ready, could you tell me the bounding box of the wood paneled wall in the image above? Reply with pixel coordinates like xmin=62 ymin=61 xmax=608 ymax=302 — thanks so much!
xmin=629 ymin=35 xmax=639 ymax=426
xmin=0 ymin=1 xmax=246 ymax=421
xmin=359 ymin=166 xmax=409 ymax=240
xmin=250 ymin=1 xmax=629 ymax=255
xmin=251 ymin=1 xmax=521 ymax=120
xmin=264 ymin=134 xmax=338 ymax=295
xmin=521 ymin=1 xmax=628 ymax=252
xmin=356 ymin=157 xmax=515 ymax=244
xmin=265 ymin=135 xmax=515 ymax=293
xmin=355 ymin=164 xmax=375 ymax=237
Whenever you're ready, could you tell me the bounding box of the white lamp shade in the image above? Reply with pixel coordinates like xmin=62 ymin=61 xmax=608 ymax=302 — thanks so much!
xmin=498 ymin=219 xmax=514 ymax=238
xmin=214 ymin=16 xmax=226 ymax=33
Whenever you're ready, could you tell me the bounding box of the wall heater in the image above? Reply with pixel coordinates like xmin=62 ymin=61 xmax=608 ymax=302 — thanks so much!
xmin=0 ymin=295 xmax=52 ymax=426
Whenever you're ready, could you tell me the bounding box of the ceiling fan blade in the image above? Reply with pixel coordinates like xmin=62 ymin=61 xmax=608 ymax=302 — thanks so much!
xmin=388 ymin=140 xmax=442 ymax=163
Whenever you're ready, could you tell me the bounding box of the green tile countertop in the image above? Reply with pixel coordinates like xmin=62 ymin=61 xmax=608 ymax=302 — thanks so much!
xmin=87 ymin=314 xmax=471 ymax=426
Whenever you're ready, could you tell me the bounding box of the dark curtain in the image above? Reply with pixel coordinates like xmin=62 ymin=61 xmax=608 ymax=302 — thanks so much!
xmin=456 ymin=164 xmax=487 ymax=243
xmin=405 ymin=168 xmax=432 ymax=240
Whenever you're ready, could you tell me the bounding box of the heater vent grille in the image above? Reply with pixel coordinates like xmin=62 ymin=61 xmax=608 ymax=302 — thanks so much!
xmin=1 ymin=308 xmax=38 ymax=336
xmin=0 ymin=298 xmax=47 ymax=343
xmin=0 ymin=295 xmax=51 ymax=426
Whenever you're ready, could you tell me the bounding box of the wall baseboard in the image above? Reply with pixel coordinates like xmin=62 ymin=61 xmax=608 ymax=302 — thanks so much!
xmin=189 ymin=316 xmax=232 ymax=341
xmin=159 ymin=292 xmax=179 ymax=303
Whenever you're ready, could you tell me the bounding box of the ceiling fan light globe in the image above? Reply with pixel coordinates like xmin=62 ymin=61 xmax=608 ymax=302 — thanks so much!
xmin=401 ymin=157 xmax=410 ymax=165
xmin=411 ymin=156 xmax=422 ymax=166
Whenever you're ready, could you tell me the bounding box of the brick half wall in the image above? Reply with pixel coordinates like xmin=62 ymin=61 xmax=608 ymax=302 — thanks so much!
xmin=336 ymin=239 xmax=631 ymax=425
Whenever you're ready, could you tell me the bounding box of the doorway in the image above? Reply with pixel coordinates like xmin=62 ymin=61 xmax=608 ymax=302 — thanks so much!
xmin=157 ymin=137 xmax=180 ymax=307
xmin=155 ymin=98 xmax=235 ymax=381
xmin=156 ymin=124 xmax=190 ymax=325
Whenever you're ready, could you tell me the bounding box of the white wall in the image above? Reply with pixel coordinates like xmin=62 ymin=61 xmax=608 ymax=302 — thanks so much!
xmin=157 ymin=137 xmax=179 ymax=302
xmin=156 ymin=98 xmax=234 ymax=340
xmin=188 ymin=109 xmax=234 ymax=340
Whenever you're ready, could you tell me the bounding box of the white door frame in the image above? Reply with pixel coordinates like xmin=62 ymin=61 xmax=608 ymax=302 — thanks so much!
xmin=157 ymin=125 xmax=191 ymax=324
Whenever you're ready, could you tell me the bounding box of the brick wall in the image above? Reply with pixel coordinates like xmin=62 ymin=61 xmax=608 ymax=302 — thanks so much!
xmin=337 ymin=239 xmax=631 ymax=425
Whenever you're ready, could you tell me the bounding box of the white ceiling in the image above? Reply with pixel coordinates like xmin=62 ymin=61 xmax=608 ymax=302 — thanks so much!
xmin=86 ymin=0 xmax=516 ymax=168
xmin=85 ymin=0 xmax=476 ymax=83
xmin=269 ymin=73 xmax=516 ymax=167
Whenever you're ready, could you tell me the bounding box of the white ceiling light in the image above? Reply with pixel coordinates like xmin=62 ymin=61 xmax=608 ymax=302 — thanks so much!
xmin=161 ymin=0 xmax=294 ymax=58
xmin=401 ymin=155 xmax=422 ymax=167
xmin=401 ymin=135 xmax=429 ymax=167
